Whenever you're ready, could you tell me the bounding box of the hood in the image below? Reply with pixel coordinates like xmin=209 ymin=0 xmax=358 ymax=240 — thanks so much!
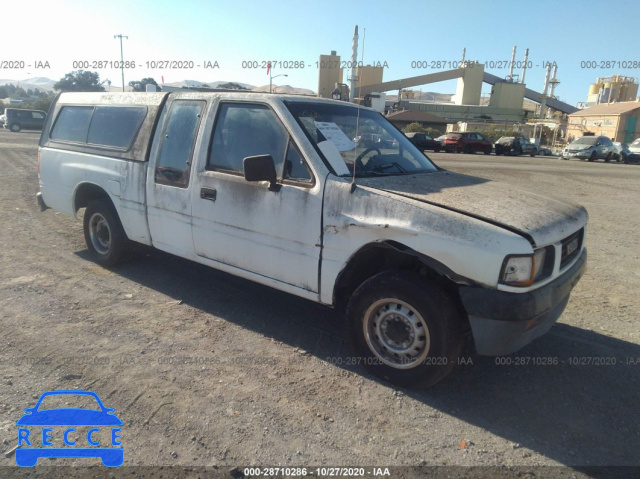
xmin=567 ymin=143 xmax=594 ymax=151
xmin=356 ymin=171 xmax=587 ymax=247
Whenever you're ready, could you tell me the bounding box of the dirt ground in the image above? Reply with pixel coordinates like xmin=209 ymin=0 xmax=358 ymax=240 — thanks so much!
xmin=0 ymin=129 xmax=638 ymax=478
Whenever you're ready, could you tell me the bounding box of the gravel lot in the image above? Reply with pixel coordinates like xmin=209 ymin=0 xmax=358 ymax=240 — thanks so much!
xmin=0 ymin=130 xmax=638 ymax=478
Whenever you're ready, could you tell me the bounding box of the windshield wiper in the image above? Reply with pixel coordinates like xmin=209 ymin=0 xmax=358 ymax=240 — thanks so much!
xmin=372 ymin=162 xmax=408 ymax=173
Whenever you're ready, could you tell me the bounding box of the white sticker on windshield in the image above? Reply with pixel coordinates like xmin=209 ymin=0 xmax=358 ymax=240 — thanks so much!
xmin=318 ymin=140 xmax=350 ymax=176
xmin=314 ymin=121 xmax=356 ymax=152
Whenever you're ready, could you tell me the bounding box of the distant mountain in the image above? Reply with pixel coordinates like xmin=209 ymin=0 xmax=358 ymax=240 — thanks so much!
xmin=252 ymin=84 xmax=316 ymax=95
xmin=163 ymin=80 xmax=256 ymax=90
xmin=0 ymin=77 xmax=56 ymax=92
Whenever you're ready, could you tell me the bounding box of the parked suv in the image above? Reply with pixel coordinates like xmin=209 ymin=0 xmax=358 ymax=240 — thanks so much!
xmin=404 ymin=132 xmax=441 ymax=152
xmin=3 ymin=108 xmax=47 ymax=132
xmin=562 ymin=135 xmax=614 ymax=162
xmin=443 ymin=132 xmax=492 ymax=154
xmin=494 ymin=136 xmax=537 ymax=157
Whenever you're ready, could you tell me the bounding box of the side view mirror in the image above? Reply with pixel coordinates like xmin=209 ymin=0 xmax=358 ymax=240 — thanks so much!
xmin=243 ymin=155 xmax=280 ymax=192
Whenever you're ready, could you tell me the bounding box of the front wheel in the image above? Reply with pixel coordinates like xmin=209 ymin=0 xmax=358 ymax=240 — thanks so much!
xmin=346 ymin=271 xmax=462 ymax=388
xmin=588 ymin=151 xmax=597 ymax=162
xmin=605 ymin=152 xmax=612 ymax=162
xmin=83 ymin=199 xmax=130 ymax=266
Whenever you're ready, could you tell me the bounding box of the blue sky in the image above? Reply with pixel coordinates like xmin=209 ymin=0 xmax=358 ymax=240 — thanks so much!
xmin=3 ymin=0 xmax=640 ymax=106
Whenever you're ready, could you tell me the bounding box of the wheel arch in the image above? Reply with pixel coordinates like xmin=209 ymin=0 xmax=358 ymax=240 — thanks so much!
xmin=332 ymin=240 xmax=472 ymax=326
xmin=73 ymin=182 xmax=112 ymax=215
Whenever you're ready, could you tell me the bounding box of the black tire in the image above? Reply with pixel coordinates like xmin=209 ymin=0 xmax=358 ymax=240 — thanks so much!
xmin=346 ymin=270 xmax=462 ymax=388
xmin=530 ymin=150 xmax=536 ymax=157
xmin=83 ymin=199 xmax=130 ymax=266
xmin=10 ymin=123 xmax=21 ymax=132
xmin=588 ymin=151 xmax=597 ymax=162
xmin=434 ymin=147 xmax=441 ymax=153
xmin=605 ymin=152 xmax=612 ymax=163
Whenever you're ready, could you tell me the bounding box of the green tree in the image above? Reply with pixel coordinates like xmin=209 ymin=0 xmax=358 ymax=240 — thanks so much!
xmin=403 ymin=123 xmax=442 ymax=137
xmin=404 ymin=122 xmax=425 ymax=133
xmin=129 ymin=77 xmax=159 ymax=92
xmin=217 ymin=82 xmax=249 ymax=90
xmin=54 ymin=70 xmax=105 ymax=92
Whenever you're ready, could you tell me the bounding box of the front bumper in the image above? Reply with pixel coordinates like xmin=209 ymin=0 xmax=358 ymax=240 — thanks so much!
xmin=459 ymin=248 xmax=587 ymax=356
xmin=562 ymin=150 xmax=591 ymax=159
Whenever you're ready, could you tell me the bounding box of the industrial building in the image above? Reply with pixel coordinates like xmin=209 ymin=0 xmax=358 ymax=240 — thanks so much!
xmin=584 ymin=76 xmax=638 ymax=108
xmin=566 ymin=101 xmax=640 ymax=144
xmin=318 ymin=36 xmax=576 ymax=138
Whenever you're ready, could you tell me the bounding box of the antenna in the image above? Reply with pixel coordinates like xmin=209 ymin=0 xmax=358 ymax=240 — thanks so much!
xmin=351 ymin=27 xmax=366 ymax=193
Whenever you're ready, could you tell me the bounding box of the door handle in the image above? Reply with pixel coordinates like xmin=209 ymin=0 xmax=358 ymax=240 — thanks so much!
xmin=200 ymin=187 xmax=217 ymax=202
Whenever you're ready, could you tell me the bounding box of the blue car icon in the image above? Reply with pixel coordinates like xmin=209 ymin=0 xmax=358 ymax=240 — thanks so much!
xmin=16 ymin=390 xmax=123 ymax=467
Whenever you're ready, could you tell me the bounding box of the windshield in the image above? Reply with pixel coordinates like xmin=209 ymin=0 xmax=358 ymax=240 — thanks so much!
xmin=573 ymin=137 xmax=597 ymax=145
xmin=284 ymin=100 xmax=438 ymax=177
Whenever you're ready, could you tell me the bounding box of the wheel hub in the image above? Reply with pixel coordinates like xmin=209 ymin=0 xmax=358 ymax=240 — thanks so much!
xmin=364 ymin=299 xmax=431 ymax=369
xmin=89 ymin=214 xmax=111 ymax=255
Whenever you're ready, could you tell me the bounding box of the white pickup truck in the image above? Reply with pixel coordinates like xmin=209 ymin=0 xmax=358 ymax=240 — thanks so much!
xmin=37 ymin=91 xmax=587 ymax=387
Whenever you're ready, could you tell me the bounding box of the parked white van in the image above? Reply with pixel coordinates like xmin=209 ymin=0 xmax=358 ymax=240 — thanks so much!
xmin=37 ymin=92 xmax=587 ymax=387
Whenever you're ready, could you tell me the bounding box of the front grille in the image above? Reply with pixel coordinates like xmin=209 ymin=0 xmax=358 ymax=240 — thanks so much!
xmin=560 ymin=228 xmax=584 ymax=269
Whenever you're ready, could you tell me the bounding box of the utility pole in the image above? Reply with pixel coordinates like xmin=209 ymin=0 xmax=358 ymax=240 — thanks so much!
xmin=114 ymin=34 xmax=128 ymax=92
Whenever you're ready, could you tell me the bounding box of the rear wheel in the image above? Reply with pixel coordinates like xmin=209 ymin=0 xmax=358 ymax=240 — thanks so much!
xmin=83 ymin=199 xmax=130 ymax=266
xmin=346 ymin=271 xmax=462 ymax=388
xmin=10 ymin=123 xmax=21 ymax=132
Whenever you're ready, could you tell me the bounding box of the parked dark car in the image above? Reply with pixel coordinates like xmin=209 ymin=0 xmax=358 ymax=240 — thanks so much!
xmin=3 ymin=108 xmax=47 ymax=132
xmin=537 ymin=146 xmax=553 ymax=156
xmin=443 ymin=132 xmax=492 ymax=154
xmin=612 ymin=142 xmax=640 ymax=164
xmin=404 ymin=132 xmax=441 ymax=152
xmin=494 ymin=136 xmax=537 ymax=157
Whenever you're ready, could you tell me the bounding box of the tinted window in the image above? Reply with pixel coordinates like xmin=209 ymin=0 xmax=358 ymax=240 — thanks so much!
xmin=155 ymin=100 xmax=204 ymax=187
xmin=32 ymin=112 xmax=45 ymax=120
xmin=209 ymin=103 xmax=288 ymax=174
xmin=87 ymin=106 xmax=146 ymax=149
xmin=51 ymin=106 xmax=93 ymax=143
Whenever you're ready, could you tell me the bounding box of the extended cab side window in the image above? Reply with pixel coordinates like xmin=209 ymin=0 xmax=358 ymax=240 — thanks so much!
xmin=51 ymin=106 xmax=94 ymax=143
xmin=208 ymin=103 xmax=288 ymax=175
xmin=155 ymin=100 xmax=205 ymax=188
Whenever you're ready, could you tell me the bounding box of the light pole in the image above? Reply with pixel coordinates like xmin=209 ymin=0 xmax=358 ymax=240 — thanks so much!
xmin=114 ymin=34 xmax=128 ymax=92
xmin=270 ymin=73 xmax=287 ymax=93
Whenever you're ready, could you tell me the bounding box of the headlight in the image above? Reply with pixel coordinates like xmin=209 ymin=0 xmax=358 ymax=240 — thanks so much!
xmin=500 ymin=248 xmax=548 ymax=286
